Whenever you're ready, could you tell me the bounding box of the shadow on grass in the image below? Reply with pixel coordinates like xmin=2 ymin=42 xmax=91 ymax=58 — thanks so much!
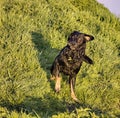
xmin=0 ymin=93 xmax=66 ymax=117
xmin=22 ymin=90 xmax=110 ymax=117
xmin=23 ymin=93 xmax=67 ymax=117
xmin=0 ymin=93 xmax=110 ymax=117
xmin=30 ymin=31 xmax=59 ymax=90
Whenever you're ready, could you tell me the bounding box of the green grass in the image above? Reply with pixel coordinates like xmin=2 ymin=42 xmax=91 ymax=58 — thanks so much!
xmin=0 ymin=0 xmax=120 ymax=117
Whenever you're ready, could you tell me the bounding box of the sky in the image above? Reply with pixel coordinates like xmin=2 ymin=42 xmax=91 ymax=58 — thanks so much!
xmin=97 ymin=0 xmax=120 ymax=16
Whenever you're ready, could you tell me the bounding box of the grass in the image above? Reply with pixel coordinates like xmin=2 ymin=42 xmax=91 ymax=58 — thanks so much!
xmin=0 ymin=0 xmax=120 ymax=117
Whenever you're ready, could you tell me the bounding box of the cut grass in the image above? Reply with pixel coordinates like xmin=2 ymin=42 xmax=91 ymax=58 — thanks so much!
xmin=0 ymin=0 xmax=120 ymax=117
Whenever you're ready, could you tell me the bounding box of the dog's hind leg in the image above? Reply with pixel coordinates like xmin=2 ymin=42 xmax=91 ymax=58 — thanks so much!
xmin=69 ymin=76 xmax=79 ymax=102
xmin=50 ymin=62 xmax=61 ymax=92
xmin=55 ymin=76 xmax=61 ymax=93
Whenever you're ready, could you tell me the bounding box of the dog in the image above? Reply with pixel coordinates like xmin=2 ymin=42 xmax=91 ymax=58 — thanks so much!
xmin=50 ymin=31 xmax=94 ymax=102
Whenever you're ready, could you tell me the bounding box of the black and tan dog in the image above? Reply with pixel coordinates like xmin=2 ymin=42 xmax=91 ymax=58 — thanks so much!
xmin=50 ymin=31 xmax=94 ymax=102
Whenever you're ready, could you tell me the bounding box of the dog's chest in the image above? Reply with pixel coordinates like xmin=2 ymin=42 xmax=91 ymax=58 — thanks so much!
xmin=65 ymin=49 xmax=85 ymax=65
xmin=59 ymin=46 xmax=85 ymax=66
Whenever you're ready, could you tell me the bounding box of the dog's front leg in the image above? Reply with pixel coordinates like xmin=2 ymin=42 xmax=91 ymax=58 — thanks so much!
xmin=69 ymin=76 xmax=79 ymax=102
xmin=82 ymin=55 xmax=94 ymax=64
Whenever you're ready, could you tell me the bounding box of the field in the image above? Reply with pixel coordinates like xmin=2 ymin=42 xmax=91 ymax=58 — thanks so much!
xmin=0 ymin=0 xmax=120 ymax=117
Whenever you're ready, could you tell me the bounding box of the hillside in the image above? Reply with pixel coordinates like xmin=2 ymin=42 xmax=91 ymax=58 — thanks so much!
xmin=0 ymin=0 xmax=120 ymax=117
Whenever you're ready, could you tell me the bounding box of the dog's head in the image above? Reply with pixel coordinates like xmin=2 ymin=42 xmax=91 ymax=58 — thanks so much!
xmin=68 ymin=31 xmax=94 ymax=50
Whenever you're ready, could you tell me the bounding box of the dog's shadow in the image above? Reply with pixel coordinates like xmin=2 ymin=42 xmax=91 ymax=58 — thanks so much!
xmin=30 ymin=31 xmax=59 ymax=88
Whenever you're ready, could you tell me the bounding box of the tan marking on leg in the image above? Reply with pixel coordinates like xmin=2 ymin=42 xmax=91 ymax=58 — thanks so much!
xmin=70 ymin=79 xmax=79 ymax=102
xmin=55 ymin=76 xmax=61 ymax=92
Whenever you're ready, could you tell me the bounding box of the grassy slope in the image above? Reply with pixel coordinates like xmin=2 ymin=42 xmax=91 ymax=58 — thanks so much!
xmin=0 ymin=0 xmax=120 ymax=117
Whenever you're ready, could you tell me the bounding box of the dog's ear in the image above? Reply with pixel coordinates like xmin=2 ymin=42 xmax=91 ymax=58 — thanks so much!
xmin=84 ymin=34 xmax=94 ymax=41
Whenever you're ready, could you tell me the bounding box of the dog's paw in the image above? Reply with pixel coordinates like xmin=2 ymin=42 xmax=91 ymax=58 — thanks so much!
xmin=55 ymin=85 xmax=60 ymax=93
xmin=89 ymin=60 xmax=94 ymax=65
xmin=71 ymin=93 xmax=80 ymax=103
xmin=55 ymin=88 xmax=60 ymax=93
xmin=50 ymin=76 xmax=55 ymax=80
